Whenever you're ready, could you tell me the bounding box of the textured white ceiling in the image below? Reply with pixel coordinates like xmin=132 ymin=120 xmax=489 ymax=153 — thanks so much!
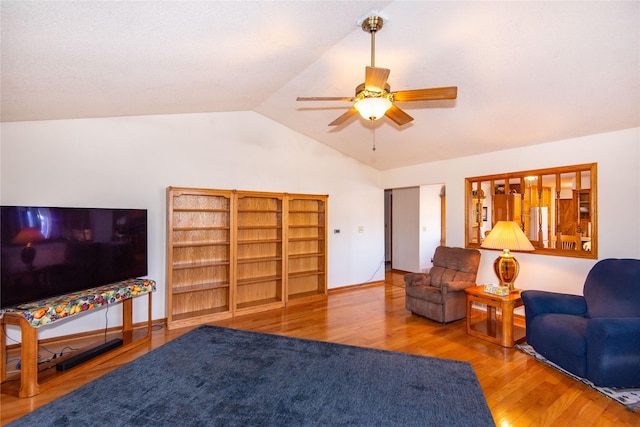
xmin=2 ymin=1 xmax=638 ymax=170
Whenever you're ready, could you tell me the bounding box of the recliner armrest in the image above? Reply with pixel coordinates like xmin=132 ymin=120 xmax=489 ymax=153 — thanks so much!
xmin=404 ymin=273 xmax=431 ymax=287
xmin=442 ymin=281 xmax=476 ymax=292
xmin=522 ymin=290 xmax=587 ymax=318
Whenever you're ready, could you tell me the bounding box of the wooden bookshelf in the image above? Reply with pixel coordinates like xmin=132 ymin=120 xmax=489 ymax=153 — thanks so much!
xmin=167 ymin=188 xmax=233 ymax=329
xmin=166 ymin=188 xmax=328 ymax=329
xmin=286 ymin=195 xmax=328 ymax=304
xmin=234 ymin=192 xmax=285 ymax=315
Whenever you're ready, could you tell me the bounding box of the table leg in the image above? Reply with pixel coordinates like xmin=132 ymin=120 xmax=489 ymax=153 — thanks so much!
xmin=1 ymin=318 xmax=6 ymax=382
xmin=466 ymin=299 xmax=473 ymax=335
xmin=147 ymin=292 xmax=153 ymax=337
xmin=121 ymin=293 xmax=152 ymax=342
xmin=18 ymin=317 xmax=40 ymax=398
xmin=122 ymin=298 xmax=133 ymax=342
xmin=502 ymin=303 xmax=515 ymax=347
xmin=487 ymin=305 xmax=497 ymax=336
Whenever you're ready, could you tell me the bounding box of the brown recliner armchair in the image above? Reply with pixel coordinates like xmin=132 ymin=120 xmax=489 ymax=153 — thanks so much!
xmin=404 ymin=246 xmax=481 ymax=323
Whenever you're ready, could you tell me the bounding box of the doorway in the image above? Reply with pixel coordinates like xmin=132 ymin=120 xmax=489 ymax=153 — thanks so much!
xmin=384 ymin=185 xmax=444 ymax=273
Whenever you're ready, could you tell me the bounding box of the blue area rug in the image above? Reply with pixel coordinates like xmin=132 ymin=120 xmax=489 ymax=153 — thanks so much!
xmin=10 ymin=325 xmax=495 ymax=426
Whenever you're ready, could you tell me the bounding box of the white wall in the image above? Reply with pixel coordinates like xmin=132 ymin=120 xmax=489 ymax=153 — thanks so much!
xmin=382 ymin=127 xmax=640 ymax=296
xmin=1 ymin=111 xmax=386 ymax=339
xmin=419 ymin=184 xmax=443 ymax=272
xmin=390 ymin=187 xmax=420 ymax=272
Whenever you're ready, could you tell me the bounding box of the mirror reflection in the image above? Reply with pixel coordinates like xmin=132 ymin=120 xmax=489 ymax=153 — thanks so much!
xmin=466 ymin=163 xmax=597 ymax=258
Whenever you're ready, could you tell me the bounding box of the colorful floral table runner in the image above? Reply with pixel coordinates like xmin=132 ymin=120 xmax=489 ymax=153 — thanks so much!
xmin=0 ymin=279 xmax=155 ymax=328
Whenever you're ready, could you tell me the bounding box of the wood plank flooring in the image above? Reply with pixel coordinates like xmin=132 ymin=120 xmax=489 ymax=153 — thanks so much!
xmin=2 ymin=271 xmax=638 ymax=426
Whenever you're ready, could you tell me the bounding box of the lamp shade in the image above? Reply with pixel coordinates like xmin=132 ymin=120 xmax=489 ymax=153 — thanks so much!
xmin=354 ymin=97 xmax=392 ymax=120
xmin=481 ymin=221 xmax=534 ymax=252
xmin=12 ymin=228 xmax=45 ymax=245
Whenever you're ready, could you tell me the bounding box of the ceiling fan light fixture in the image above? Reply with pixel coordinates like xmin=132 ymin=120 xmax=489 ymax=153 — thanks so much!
xmin=354 ymin=97 xmax=392 ymax=121
xmin=296 ymin=13 xmax=457 ymax=128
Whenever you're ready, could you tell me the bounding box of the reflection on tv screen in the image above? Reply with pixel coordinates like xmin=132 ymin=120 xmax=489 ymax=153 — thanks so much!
xmin=1 ymin=206 xmax=148 ymax=308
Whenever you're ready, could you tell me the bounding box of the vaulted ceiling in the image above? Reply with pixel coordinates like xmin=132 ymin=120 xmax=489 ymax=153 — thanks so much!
xmin=1 ymin=1 xmax=638 ymax=170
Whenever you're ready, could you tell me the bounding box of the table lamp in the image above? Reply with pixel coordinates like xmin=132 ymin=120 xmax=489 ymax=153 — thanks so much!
xmin=481 ymin=221 xmax=534 ymax=292
xmin=13 ymin=227 xmax=45 ymax=270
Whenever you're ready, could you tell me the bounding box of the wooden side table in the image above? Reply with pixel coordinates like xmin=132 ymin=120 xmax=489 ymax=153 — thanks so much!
xmin=1 ymin=279 xmax=154 ymax=398
xmin=464 ymin=285 xmax=525 ymax=348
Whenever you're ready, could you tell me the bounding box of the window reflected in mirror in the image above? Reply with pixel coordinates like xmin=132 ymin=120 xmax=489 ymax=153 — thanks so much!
xmin=465 ymin=163 xmax=597 ymax=258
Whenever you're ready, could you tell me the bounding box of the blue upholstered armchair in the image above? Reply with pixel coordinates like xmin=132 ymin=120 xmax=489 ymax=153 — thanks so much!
xmin=522 ymin=258 xmax=640 ymax=388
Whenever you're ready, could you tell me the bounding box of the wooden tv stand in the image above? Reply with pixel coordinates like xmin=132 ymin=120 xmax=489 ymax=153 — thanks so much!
xmin=0 ymin=279 xmax=155 ymax=398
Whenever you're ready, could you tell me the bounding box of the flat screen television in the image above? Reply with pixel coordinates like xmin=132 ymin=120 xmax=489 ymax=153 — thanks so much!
xmin=1 ymin=206 xmax=148 ymax=309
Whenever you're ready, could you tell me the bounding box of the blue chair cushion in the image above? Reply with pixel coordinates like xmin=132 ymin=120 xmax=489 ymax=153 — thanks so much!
xmin=528 ymin=313 xmax=589 ymax=378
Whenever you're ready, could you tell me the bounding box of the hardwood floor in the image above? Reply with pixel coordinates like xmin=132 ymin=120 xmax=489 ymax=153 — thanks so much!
xmin=2 ymin=271 xmax=638 ymax=426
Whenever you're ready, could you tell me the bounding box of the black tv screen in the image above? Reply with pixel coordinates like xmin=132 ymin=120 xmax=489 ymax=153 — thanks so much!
xmin=1 ymin=206 xmax=148 ymax=309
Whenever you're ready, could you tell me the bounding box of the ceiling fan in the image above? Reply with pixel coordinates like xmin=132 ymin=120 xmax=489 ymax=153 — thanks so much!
xmin=296 ymin=15 xmax=458 ymax=127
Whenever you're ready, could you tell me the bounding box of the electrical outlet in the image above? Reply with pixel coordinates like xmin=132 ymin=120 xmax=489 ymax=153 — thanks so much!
xmin=358 ymin=226 xmax=364 ymax=233
xmin=334 ymin=229 xmax=341 ymax=234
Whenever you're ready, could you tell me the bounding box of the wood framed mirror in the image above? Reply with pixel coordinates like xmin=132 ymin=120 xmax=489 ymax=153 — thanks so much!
xmin=465 ymin=163 xmax=597 ymax=258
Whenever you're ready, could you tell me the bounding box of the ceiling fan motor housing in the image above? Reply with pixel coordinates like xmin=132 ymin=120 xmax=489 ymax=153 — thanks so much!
xmin=362 ymin=15 xmax=384 ymax=33
xmin=355 ymin=82 xmax=391 ymax=99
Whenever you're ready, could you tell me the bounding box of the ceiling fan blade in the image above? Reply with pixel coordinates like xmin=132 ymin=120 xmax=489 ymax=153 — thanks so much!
xmin=385 ymin=104 xmax=414 ymax=126
xmin=365 ymin=66 xmax=390 ymax=92
xmin=297 ymin=96 xmax=354 ymax=101
xmin=329 ymin=108 xmax=358 ymax=126
xmin=392 ymin=86 xmax=458 ymax=102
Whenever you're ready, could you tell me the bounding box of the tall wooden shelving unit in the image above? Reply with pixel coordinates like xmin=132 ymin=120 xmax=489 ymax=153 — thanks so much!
xmin=167 ymin=188 xmax=234 ymax=329
xmin=167 ymin=187 xmax=327 ymax=329
xmin=286 ymin=194 xmax=328 ymax=303
xmin=235 ymin=192 xmax=285 ymax=315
